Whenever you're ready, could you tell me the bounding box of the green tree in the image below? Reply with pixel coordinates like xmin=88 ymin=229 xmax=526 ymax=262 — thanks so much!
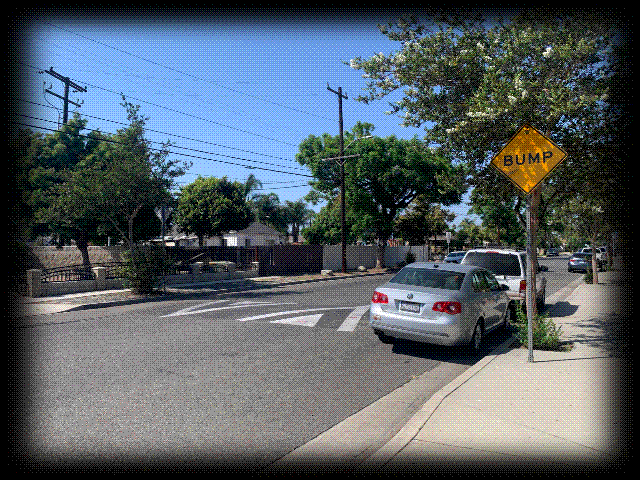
xmin=300 ymin=196 xmax=362 ymax=245
xmin=48 ymin=100 xmax=188 ymax=254
xmin=468 ymin=190 xmax=524 ymax=247
xmin=249 ymin=192 xmax=289 ymax=234
xmin=394 ymin=197 xmax=455 ymax=253
xmin=22 ymin=116 xmax=110 ymax=264
xmin=242 ymin=173 xmax=263 ymax=201
xmin=455 ymin=219 xmax=483 ymax=249
xmin=349 ymin=11 xmax=628 ymax=273
xmin=174 ymin=176 xmax=252 ymax=246
xmin=297 ymin=122 xmax=465 ymax=266
xmin=282 ymin=199 xmax=314 ymax=243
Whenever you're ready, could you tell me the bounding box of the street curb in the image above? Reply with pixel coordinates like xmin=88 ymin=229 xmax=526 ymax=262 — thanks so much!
xmin=361 ymin=333 xmax=518 ymax=468
xmin=361 ymin=274 xmax=587 ymax=468
xmin=13 ymin=270 xmax=395 ymax=320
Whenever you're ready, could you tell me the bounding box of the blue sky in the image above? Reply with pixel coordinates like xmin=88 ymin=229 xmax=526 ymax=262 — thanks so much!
xmin=15 ymin=9 xmax=480 ymax=227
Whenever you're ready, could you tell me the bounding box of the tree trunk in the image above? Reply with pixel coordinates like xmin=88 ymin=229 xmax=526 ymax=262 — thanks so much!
xmin=128 ymin=217 xmax=134 ymax=249
xmin=76 ymin=228 xmax=91 ymax=266
xmin=591 ymin=236 xmax=599 ymax=284
xmin=376 ymin=240 xmax=386 ymax=268
xmin=292 ymin=223 xmax=300 ymax=243
xmin=127 ymin=204 xmax=144 ymax=249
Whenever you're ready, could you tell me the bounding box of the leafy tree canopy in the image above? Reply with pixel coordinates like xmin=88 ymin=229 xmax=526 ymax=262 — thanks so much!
xmin=296 ymin=122 xmax=465 ymax=256
xmin=174 ymin=176 xmax=253 ymax=246
xmin=349 ymin=11 xmax=629 ymax=231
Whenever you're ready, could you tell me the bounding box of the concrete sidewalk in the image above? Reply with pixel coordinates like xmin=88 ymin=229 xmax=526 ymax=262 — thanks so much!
xmin=356 ymin=268 xmax=631 ymax=473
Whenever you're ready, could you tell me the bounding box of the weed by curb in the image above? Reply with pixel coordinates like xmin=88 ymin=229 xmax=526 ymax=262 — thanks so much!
xmin=511 ymin=303 xmax=571 ymax=352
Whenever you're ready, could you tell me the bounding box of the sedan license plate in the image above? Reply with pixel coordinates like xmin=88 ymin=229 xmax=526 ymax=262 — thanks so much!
xmin=399 ymin=301 xmax=422 ymax=313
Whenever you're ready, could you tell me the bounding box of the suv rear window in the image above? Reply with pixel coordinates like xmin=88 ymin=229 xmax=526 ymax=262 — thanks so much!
xmin=390 ymin=267 xmax=465 ymax=290
xmin=462 ymin=252 xmax=522 ymax=277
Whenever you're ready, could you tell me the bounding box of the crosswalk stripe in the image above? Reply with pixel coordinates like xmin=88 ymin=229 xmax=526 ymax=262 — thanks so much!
xmin=270 ymin=314 xmax=324 ymax=327
xmin=161 ymin=301 xmax=297 ymax=318
xmin=236 ymin=307 xmax=353 ymax=323
xmin=337 ymin=306 xmax=370 ymax=331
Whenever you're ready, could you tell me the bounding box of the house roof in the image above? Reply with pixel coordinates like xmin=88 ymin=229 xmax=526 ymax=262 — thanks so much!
xmin=227 ymin=221 xmax=283 ymax=237
xmin=153 ymin=221 xmax=283 ymax=242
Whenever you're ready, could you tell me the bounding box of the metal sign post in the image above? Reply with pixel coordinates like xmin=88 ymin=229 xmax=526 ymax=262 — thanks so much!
xmin=525 ymin=193 xmax=534 ymax=362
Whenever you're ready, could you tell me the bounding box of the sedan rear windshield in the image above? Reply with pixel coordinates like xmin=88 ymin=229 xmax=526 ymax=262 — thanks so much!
xmin=462 ymin=252 xmax=521 ymax=277
xmin=390 ymin=267 xmax=465 ymax=290
xmin=572 ymin=253 xmax=592 ymax=259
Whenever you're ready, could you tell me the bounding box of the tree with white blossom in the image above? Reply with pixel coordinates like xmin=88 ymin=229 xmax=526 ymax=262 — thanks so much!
xmin=349 ymin=10 xmax=629 ymax=281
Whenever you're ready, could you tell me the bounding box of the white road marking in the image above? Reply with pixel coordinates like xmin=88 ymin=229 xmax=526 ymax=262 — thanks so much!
xmin=337 ymin=306 xmax=370 ymax=332
xmin=270 ymin=314 xmax=324 ymax=327
xmin=236 ymin=307 xmax=354 ymax=323
xmin=161 ymin=301 xmax=297 ymax=318
xmin=229 ymin=300 xmax=286 ymax=306
xmin=160 ymin=300 xmax=228 ymax=317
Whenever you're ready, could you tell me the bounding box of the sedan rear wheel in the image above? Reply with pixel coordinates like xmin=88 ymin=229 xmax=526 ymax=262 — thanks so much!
xmin=469 ymin=320 xmax=483 ymax=352
xmin=374 ymin=330 xmax=394 ymax=344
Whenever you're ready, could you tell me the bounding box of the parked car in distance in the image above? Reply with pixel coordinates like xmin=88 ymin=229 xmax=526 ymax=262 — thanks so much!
xmin=460 ymin=248 xmax=547 ymax=313
xmin=597 ymin=247 xmax=608 ymax=263
xmin=547 ymin=247 xmax=560 ymax=256
xmin=444 ymin=251 xmax=466 ymax=263
xmin=568 ymin=252 xmax=601 ymax=272
xmin=369 ymin=263 xmax=510 ymax=351
xmin=580 ymin=247 xmax=604 ymax=262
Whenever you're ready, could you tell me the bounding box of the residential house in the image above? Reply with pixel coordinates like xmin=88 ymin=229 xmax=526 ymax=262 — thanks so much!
xmin=152 ymin=221 xmax=285 ymax=247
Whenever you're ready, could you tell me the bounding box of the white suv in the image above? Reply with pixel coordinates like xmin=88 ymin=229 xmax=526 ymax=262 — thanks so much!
xmin=460 ymin=249 xmax=547 ymax=315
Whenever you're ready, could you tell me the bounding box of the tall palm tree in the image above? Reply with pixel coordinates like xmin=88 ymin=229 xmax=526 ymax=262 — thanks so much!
xmin=242 ymin=174 xmax=263 ymax=201
xmin=284 ymin=199 xmax=313 ymax=243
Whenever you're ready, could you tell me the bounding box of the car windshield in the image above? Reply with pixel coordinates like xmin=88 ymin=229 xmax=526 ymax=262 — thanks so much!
xmin=462 ymin=251 xmax=522 ymax=276
xmin=390 ymin=267 xmax=465 ymax=290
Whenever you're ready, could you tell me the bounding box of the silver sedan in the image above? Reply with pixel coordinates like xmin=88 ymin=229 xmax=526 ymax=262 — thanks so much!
xmin=369 ymin=263 xmax=510 ymax=351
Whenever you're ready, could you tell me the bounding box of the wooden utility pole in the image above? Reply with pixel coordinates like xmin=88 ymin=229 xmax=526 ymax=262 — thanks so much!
xmin=42 ymin=67 xmax=87 ymax=124
xmin=327 ymin=84 xmax=349 ymax=273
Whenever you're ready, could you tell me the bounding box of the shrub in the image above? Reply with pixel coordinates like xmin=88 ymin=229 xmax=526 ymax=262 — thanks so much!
xmin=405 ymin=250 xmax=416 ymax=265
xmin=512 ymin=303 xmax=565 ymax=351
xmin=119 ymin=247 xmax=173 ymax=294
xmin=584 ymin=270 xmax=593 ymax=284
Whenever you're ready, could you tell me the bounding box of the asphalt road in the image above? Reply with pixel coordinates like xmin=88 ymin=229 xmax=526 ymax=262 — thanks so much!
xmin=12 ymin=256 xmax=577 ymax=472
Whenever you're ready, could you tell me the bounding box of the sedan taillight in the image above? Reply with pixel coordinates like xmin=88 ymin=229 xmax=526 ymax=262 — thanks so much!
xmin=432 ymin=301 xmax=462 ymax=315
xmin=372 ymin=291 xmax=389 ymax=304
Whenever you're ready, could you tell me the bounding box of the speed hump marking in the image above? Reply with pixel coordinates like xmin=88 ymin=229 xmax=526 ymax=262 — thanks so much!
xmin=491 ymin=124 xmax=567 ymax=194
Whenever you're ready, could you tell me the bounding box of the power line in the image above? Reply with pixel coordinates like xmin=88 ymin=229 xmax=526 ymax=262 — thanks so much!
xmin=16 ymin=111 xmax=309 ymax=173
xmin=81 ymin=80 xmax=300 ymax=147
xmin=26 ymin=44 xmax=323 ymax=142
xmin=19 ymin=98 xmax=302 ymax=165
xmin=11 ymin=120 xmax=315 ymax=179
xmin=18 ymin=61 xmax=300 ymax=147
xmin=40 ymin=21 xmax=337 ymax=122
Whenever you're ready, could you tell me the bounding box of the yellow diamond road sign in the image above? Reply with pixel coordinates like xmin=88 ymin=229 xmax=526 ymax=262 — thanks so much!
xmin=491 ymin=124 xmax=567 ymax=194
